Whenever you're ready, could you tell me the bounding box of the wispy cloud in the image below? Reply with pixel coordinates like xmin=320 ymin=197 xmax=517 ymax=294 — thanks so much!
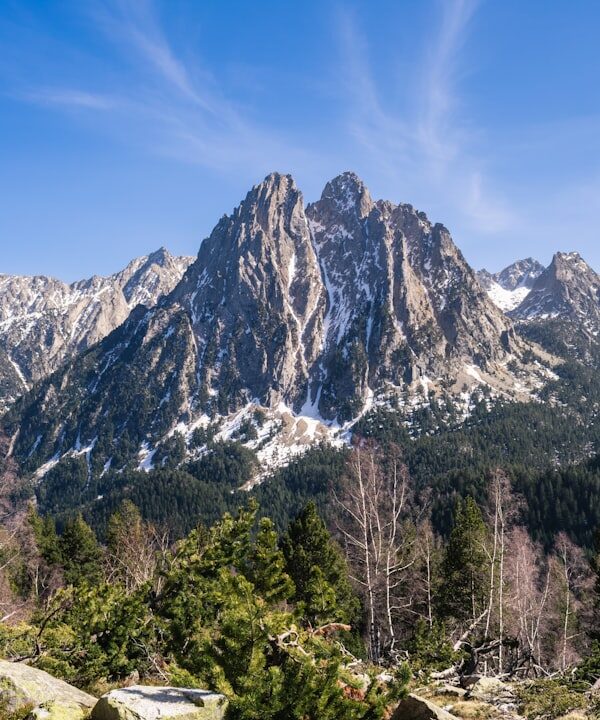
xmin=418 ymin=0 xmax=478 ymax=173
xmin=24 ymin=88 xmax=117 ymax=110
xmin=20 ymin=0 xmax=321 ymax=178
xmin=336 ymin=0 xmax=514 ymax=235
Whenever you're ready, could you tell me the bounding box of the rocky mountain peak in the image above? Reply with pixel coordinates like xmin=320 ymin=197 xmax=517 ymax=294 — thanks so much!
xmin=478 ymin=258 xmax=545 ymax=312
xmin=2 ymin=172 xmax=552 ymax=477
xmin=170 ymin=171 xmax=325 ymax=414
xmin=318 ymin=172 xmax=373 ymax=218
xmin=495 ymin=258 xmax=545 ymax=291
xmin=511 ymin=251 xmax=600 ymax=325
xmin=0 ymin=249 xmax=193 ymax=412
xmin=550 ymin=251 xmax=590 ymax=278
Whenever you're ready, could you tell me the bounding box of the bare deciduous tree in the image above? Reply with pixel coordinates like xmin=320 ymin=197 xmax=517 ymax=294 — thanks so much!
xmin=335 ymin=445 xmax=414 ymax=660
xmin=105 ymin=500 xmax=170 ymax=594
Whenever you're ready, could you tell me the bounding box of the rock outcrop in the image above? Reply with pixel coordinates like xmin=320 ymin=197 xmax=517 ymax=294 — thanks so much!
xmin=91 ymin=686 xmax=228 ymax=720
xmin=0 ymin=659 xmax=96 ymax=719
xmin=392 ymin=693 xmax=458 ymax=720
xmin=510 ymin=252 xmax=600 ymax=330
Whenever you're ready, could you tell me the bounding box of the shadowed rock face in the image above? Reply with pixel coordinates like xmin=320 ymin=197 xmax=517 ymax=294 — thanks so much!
xmin=171 ymin=172 xmax=326 ymax=413
xmin=0 ymin=248 xmax=193 ymax=412
xmin=479 ymin=258 xmax=545 ymax=293
xmin=306 ymin=172 xmax=517 ymax=418
xmin=2 ymin=172 xmax=541 ymax=473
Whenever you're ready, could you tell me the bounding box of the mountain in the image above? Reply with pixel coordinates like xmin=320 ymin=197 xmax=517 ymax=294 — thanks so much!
xmin=478 ymin=258 xmax=544 ymax=311
xmin=1 ymin=172 xmax=551 ymax=478
xmin=0 ymin=248 xmax=193 ymax=412
xmin=507 ymin=252 xmax=600 ymax=363
xmin=510 ymin=252 xmax=600 ymax=325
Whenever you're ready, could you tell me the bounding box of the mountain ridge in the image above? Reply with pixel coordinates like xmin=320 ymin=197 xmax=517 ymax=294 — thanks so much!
xmin=477 ymin=258 xmax=545 ymax=311
xmin=0 ymin=248 xmax=194 ymax=412
xmin=1 ymin=172 xmax=554 ymax=478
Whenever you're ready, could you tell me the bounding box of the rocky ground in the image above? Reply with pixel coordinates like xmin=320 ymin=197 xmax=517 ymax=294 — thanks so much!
xmin=1 ymin=659 xmax=598 ymax=720
xmin=395 ymin=676 xmax=600 ymax=720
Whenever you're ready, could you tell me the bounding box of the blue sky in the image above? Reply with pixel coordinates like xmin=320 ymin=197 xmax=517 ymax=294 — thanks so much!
xmin=1 ymin=0 xmax=599 ymax=281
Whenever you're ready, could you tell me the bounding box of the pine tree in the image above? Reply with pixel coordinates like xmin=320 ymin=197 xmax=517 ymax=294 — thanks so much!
xmin=59 ymin=514 xmax=102 ymax=586
xmin=28 ymin=507 xmax=61 ymax=567
xmin=247 ymin=517 xmax=294 ymax=604
xmin=439 ymin=497 xmax=489 ymax=629
xmin=282 ymin=502 xmax=360 ymax=627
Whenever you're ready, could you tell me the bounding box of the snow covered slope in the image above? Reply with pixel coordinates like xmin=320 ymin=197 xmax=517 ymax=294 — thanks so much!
xmin=478 ymin=258 xmax=544 ymax=312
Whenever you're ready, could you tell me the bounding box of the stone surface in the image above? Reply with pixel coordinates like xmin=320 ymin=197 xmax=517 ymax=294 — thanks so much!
xmin=511 ymin=251 xmax=600 ymax=328
xmin=0 ymin=658 xmax=96 ymax=719
xmin=478 ymin=258 xmax=544 ymax=312
xmin=467 ymin=676 xmax=516 ymax=704
xmin=392 ymin=693 xmax=458 ymax=720
xmin=434 ymin=684 xmax=467 ymax=699
xmin=91 ymin=686 xmax=228 ymax=720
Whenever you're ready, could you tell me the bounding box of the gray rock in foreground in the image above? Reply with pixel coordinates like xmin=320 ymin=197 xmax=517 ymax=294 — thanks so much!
xmin=91 ymin=686 xmax=228 ymax=720
xmin=0 ymin=658 xmax=96 ymax=719
xmin=391 ymin=692 xmax=458 ymax=720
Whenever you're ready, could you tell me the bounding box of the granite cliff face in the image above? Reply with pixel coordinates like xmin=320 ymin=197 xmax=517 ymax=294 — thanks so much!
xmin=2 ymin=173 xmax=548 ymax=475
xmin=306 ymin=173 xmax=520 ymax=420
xmin=0 ymin=248 xmax=193 ymax=412
xmin=171 ymin=173 xmax=326 ymax=414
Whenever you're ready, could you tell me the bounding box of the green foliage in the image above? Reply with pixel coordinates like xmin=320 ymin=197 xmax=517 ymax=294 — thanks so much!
xmin=406 ymin=619 xmax=459 ymax=674
xmin=253 ymin=445 xmax=349 ymax=532
xmin=248 ymin=517 xmax=294 ymax=604
xmin=33 ymin=582 xmax=155 ymax=687
xmin=28 ymin=508 xmax=61 ymax=567
xmin=20 ymin=501 xmax=406 ymax=718
xmin=439 ymin=497 xmax=489 ymax=626
xmin=576 ymin=640 xmax=600 ymax=684
xmin=514 ymin=679 xmax=588 ymax=720
xmin=185 ymin=441 xmax=258 ymax=488
xmin=153 ymin=502 xmax=406 ymax=719
xmin=59 ymin=514 xmax=102 ymax=586
xmin=154 ymin=432 xmax=187 ymax=469
xmin=282 ymin=502 xmax=361 ymax=627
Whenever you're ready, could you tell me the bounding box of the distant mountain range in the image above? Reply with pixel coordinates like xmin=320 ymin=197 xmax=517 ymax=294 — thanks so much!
xmin=479 ymin=253 xmax=600 ymax=323
xmin=0 ymin=249 xmax=193 ymax=412
xmin=477 ymin=258 xmax=545 ymax=311
xmin=1 ymin=172 xmax=599 ymax=481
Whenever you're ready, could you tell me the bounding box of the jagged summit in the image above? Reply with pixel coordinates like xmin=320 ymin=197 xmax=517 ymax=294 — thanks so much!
xmin=478 ymin=258 xmax=545 ymax=312
xmin=2 ymin=172 xmax=551 ymax=477
xmin=318 ymin=172 xmax=373 ymax=216
xmin=495 ymin=258 xmax=545 ymax=291
xmin=511 ymin=251 xmax=600 ymax=325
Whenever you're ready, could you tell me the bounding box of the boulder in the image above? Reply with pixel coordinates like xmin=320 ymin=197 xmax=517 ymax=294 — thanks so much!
xmin=0 ymin=658 xmax=96 ymax=720
xmin=433 ymin=685 xmax=467 ymax=699
xmin=392 ymin=693 xmax=459 ymax=720
xmin=467 ymin=676 xmax=516 ymax=704
xmin=91 ymin=686 xmax=228 ymax=720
